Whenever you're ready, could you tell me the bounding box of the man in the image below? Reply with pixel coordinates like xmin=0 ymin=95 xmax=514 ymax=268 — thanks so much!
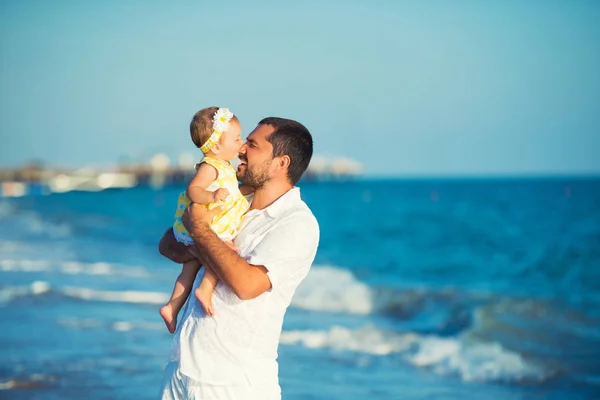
xmin=158 ymin=117 xmax=320 ymax=400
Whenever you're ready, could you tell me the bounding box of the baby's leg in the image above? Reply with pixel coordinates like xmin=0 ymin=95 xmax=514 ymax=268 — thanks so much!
xmin=195 ymin=267 xmax=218 ymax=317
xmin=160 ymin=259 xmax=201 ymax=333
xmin=194 ymin=240 xmax=235 ymax=316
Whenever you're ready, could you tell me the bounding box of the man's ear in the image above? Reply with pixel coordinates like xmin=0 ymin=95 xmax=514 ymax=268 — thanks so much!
xmin=277 ymin=155 xmax=291 ymax=171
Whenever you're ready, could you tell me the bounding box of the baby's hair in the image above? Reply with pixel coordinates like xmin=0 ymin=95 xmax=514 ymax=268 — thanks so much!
xmin=190 ymin=106 xmax=239 ymax=149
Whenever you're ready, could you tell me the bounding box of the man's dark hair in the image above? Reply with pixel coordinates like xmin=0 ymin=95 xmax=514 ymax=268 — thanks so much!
xmin=259 ymin=117 xmax=313 ymax=185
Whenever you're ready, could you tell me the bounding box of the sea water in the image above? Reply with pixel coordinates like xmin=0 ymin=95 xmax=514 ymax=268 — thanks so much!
xmin=1 ymin=178 xmax=599 ymax=399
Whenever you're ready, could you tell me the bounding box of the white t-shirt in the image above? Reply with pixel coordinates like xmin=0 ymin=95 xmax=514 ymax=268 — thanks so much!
xmin=170 ymin=187 xmax=319 ymax=395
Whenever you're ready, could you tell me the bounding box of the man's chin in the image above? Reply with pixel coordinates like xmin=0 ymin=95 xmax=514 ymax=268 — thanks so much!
xmin=236 ymin=171 xmax=246 ymax=183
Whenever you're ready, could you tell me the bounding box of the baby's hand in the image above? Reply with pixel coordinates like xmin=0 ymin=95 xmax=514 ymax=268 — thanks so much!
xmin=212 ymin=188 xmax=230 ymax=202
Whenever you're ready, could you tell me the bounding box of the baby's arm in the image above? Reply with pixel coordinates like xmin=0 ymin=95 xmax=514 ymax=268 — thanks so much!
xmin=187 ymin=163 xmax=229 ymax=204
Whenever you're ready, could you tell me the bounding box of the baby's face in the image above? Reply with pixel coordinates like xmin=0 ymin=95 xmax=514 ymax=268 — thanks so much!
xmin=218 ymin=121 xmax=244 ymax=161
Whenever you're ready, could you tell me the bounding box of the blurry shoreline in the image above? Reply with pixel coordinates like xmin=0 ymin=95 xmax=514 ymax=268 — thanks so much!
xmin=0 ymin=154 xmax=366 ymax=198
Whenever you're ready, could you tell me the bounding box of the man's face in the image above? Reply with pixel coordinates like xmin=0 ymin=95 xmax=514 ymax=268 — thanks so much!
xmin=237 ymin=124 xmax=275 ymax=189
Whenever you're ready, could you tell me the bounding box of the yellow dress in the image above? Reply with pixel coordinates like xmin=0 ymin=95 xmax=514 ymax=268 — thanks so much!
xmin=173 ymin=157 xmax=249 ymax=245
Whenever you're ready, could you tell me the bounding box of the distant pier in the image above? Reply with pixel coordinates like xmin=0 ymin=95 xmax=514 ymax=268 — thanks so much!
xmin=0 ymin=154 xmax=363 ymax=197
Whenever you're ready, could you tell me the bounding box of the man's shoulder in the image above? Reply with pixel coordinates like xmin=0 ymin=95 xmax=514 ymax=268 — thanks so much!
xmin=268 ymin=199 xmax=319 ymax=257
xmin=277 ymin=197 xmax=319 ymax=232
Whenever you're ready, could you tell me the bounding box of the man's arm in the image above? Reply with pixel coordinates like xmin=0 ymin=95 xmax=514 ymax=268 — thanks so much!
xmin=183 ymin=204 xmax=271 ymax=300
xmin=158 ymin=228 xmax=196 ymax=264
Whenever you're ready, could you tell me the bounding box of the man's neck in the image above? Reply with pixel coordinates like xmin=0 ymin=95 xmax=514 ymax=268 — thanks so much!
xmin=249 ymin=181 xmax=293 ymax=211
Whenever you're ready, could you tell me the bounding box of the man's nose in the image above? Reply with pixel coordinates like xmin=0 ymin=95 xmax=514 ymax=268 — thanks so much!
xmin=239 ymin=143 xmax=247 ymax=155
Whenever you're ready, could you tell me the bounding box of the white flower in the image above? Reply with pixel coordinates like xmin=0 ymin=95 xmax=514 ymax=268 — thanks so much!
xmin=213 ymin=108 xmax=234 ymax=132
xmin=213 ymin=121 xmax=226 ymax=132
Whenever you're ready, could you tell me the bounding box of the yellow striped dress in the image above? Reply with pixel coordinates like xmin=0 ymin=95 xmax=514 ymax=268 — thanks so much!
xmin=172 ymin=157 xmax=249 ymax=245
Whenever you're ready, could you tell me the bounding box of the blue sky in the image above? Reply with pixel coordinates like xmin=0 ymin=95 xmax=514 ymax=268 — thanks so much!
xmin=1 ymin=0 xmax=599 ymax=176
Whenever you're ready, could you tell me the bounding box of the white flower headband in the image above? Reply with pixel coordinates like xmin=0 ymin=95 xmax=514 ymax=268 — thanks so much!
xmin=200 ymin=108 xmax=234 ymax=154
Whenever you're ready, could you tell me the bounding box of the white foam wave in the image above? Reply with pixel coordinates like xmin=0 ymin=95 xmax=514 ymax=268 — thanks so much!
xmin=0 ymin=259 xmax=51 ymax=272
xmin=0 ymin=202 xmax=71 ymax=238
xmin=0 ymin=281 xmax=50 ymax=303
xmin=0 ymin=380 xmax=15 ymax=390
xmin=114 ymin=321 xmax=163 ymax=331
xmin=18 ymin=211 xmax=72 ymax=238
xmin=281 ymin=325 xmax=417 ymax=355
xmin=57 ymin=317 xmax=163 ymax=332
xmin=0 ymin=259 xmax=149 ymax=278
xmin=406 ymin=336 xmax=548 ymax=383
xmin=0 ymin=374 xmax=56 ymax=390
xmin=292 ymin=265 xmax=373 ymax=315
xmin=0 ymin=240 xmax=23 ymax=255
xmin=62 ymin=286 xmax=168 ymax=305
xmin=280 ymin=325 xmax=550 ymax=383
xmin=57 ymin=317 xmax=102 ymax=329
xmin=0 ymin=281 xmax=168 ymax=306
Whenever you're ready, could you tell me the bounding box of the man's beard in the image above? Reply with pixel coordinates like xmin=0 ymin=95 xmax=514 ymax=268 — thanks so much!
xmin=237 ymin=159 xmax=272 ymax=189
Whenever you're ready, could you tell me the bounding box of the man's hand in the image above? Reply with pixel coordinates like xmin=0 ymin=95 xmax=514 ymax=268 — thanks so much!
xmin=158 ymin=228 xmax=196 ymax=263
xmin=182 ymin=203 xmax=271 ymax=300
xmin=182 ymin=203 xmax=223 ymax=237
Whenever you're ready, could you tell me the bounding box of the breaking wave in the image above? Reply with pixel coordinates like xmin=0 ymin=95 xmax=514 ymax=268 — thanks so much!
xmin=292 ymin=265 xmax=373 ymax=314
xmin=280 ymin=325 xmax=552 ymax=384
xmin=293 ymin=265 xmax=478 ymax=335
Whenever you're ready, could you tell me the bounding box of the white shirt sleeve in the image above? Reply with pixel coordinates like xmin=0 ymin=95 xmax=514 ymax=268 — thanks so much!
xmin=245 ymin=213 xmax=319 ymax=290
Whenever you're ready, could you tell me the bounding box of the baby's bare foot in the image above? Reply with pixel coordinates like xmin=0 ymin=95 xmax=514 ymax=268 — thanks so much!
xmin=160 ymin=304 xmax=177 ymax=334
xmin=195 ymin=287 xmax=214 ymax=317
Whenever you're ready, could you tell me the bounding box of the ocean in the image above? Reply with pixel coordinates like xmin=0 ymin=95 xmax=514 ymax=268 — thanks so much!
xmin=1 ymin=178 xmax=599 ymax=399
